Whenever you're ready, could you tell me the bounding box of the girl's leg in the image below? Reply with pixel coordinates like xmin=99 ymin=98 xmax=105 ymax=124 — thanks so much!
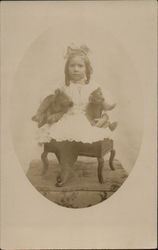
xmin=55 ymin=152 xmax=60 ymax=163
xmin=56 ymin=141 xmax=79 ymax=186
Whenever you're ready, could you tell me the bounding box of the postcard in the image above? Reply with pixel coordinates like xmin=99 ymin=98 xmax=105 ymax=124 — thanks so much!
xmin=1 ymin=0 xmax=157 ymax=249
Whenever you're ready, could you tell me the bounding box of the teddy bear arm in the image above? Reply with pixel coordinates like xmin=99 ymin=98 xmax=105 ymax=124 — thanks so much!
xmin=47 ymin=111 xmax=65 ymax=124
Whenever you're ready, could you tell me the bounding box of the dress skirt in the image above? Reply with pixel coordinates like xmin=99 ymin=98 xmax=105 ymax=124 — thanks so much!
xmin=37 ymin=112 xmax=113 ymax=144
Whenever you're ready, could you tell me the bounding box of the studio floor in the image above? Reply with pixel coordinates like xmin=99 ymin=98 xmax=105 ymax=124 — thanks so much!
xmin=27 ymin=158 xmax=128 ymax=208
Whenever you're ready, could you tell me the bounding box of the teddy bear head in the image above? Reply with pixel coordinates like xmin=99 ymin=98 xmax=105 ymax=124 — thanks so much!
xmin=54 ymin=89 xmax=73 ymax=108
xmin=89 ymin=88 xmax=104 ymax=104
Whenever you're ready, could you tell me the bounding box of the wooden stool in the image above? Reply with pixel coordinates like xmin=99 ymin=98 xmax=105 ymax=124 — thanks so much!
xmin=41 ymin=138 xmax=115 ymax=185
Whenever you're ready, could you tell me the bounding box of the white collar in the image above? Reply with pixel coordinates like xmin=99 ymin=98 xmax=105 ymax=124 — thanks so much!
xmin=70 ymin=79 xmax=86 ymax=85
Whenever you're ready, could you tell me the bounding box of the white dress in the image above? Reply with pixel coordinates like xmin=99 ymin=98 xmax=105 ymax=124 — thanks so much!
xmin=37 ymin=81 xmax=114 ymax=144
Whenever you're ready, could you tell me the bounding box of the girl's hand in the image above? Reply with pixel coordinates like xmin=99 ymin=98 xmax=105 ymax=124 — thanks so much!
xmin=94 ymin=113 xmax=109 ymax=128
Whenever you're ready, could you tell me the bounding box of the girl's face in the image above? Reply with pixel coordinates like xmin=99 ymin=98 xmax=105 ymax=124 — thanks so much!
xmin=68 ymin=56 xmax=86 ymax=82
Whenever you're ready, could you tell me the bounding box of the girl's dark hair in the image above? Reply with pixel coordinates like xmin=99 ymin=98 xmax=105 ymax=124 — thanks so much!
xmin=64 ymin=54 xmax=93 ymax=86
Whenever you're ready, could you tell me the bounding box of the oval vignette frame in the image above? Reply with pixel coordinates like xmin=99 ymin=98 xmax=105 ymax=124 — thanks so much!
xmin=10 ymin=25 xmax=143 ymax=208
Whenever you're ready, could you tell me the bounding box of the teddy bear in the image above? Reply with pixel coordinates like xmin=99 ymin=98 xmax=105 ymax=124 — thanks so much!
xmin=86 ymin=87 xmax=118 ymax=131
xmin=32 ymin=89 xmax=73 ymax=128
xmin=32 ymin=87 xmax=117 ymax=131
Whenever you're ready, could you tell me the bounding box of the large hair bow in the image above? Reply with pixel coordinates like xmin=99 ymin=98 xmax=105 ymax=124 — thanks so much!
xmin=64 ymin=44 xmax=90 ymax=59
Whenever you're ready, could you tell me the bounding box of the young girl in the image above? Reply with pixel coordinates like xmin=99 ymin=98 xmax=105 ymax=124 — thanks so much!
xmin=36 ymin=44 xmax=117 ymax=186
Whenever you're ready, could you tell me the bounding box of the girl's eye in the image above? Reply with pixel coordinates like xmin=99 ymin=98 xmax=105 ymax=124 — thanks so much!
xmin=69 ymin=64 xmax=76 ymax=68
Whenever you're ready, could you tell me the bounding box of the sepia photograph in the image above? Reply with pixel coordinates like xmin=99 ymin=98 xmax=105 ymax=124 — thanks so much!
xmin=12 ymin=37 xmax=141 ymax=208
xmin=1 ymin=0 xmax=157 ymax=249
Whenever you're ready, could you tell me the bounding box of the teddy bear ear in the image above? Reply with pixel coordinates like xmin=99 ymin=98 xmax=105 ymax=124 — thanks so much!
xmin=54 ymin=88 xmax=61 ymax=95
xmin=89 ymin=94 xmax=93 ymax=103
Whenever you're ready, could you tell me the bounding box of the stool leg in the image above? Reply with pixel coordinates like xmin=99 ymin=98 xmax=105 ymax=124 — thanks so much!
xmin=109 ymin=149 xmax=115 ymax=170
xmin=41 ymin=149 xmax=49 ymax=175
xmin=97 ymin=157 xmax=104 ymax=184
xmin=55 ymin=152 xmax=61 ymax=183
